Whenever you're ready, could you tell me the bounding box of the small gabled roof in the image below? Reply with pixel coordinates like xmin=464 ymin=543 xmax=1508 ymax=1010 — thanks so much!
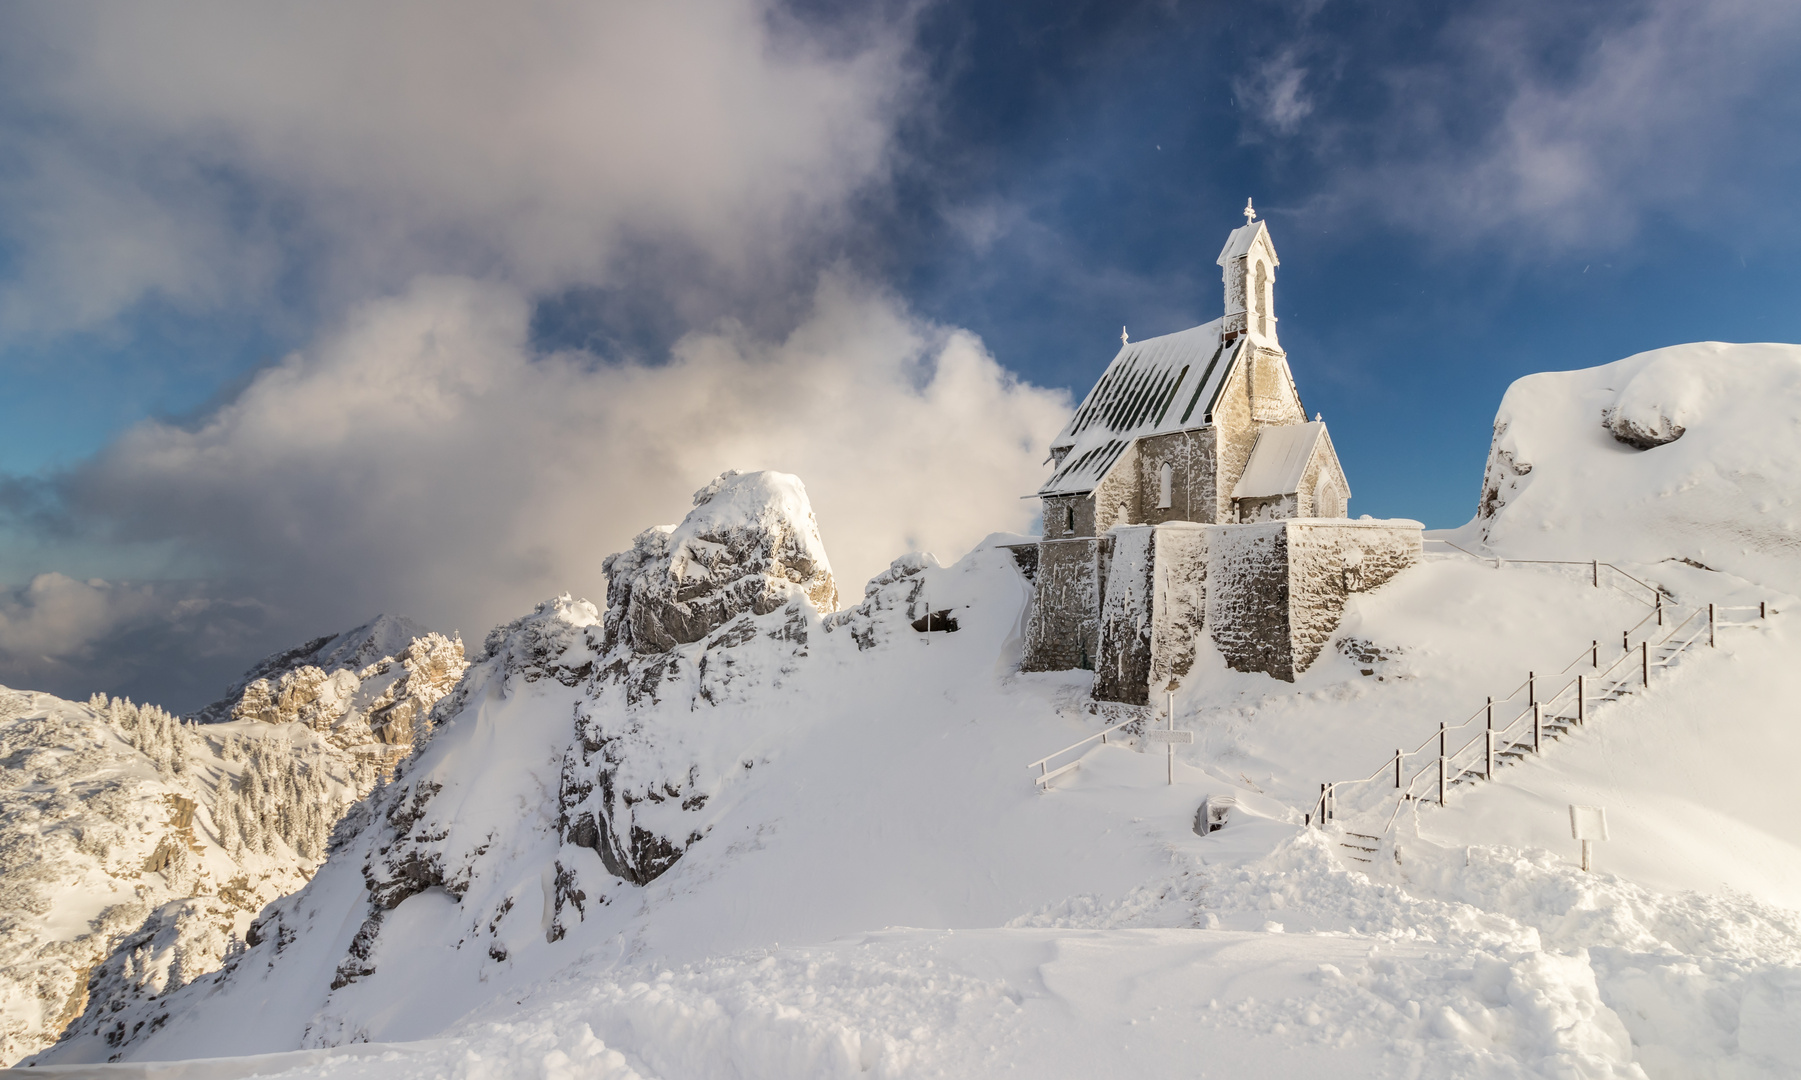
xmin=1233 ymin=421 xmax=1328 ymax=499
xmin=1217 ymin=219 xmax=1277 ymax=267
xmin=1038 ymin=321 xmax=1242 ymax=497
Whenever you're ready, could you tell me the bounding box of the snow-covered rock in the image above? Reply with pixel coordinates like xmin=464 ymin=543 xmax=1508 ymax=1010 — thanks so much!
xmin=602 ymin=470 xmax=838 ymax=656
xmin=1471 ymin=342 xmax=1801 ymax=592
xmin=199 ymin=614 xmax=468 ymax=753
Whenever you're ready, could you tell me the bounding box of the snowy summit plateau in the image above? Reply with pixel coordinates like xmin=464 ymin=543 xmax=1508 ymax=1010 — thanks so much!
xmin=6 ymin=212 xmax=1801 ymax=1080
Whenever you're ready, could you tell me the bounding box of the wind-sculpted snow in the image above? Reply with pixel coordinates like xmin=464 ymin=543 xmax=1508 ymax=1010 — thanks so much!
xmin=1470 ymin=342 xmax=1801 ymax=593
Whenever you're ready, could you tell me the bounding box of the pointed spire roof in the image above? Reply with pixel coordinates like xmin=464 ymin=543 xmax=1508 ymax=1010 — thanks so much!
xmin=1217 ymin=201 xmax=1278 ymax=267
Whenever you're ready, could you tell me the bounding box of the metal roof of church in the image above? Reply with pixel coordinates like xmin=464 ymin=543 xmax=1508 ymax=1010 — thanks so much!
xmin=1233 ymin=421 xmax=1328 ymax=498
xmin=1038 ymin=319 xmax=1241 ymax=497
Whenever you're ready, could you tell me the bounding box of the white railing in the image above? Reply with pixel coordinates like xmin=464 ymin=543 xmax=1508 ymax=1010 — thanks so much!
xmin=1311 ymin=599 xmax=1769 ymax=834
xmin=1026 ymin=717 xmax=1139 ymax=789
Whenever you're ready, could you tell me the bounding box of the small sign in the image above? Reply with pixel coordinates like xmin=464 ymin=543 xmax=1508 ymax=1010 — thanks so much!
xmin=1145 ymin=729 xmax=1194 ymax=744
xmin=1569 ymin=805 xmax=1609 ymax=841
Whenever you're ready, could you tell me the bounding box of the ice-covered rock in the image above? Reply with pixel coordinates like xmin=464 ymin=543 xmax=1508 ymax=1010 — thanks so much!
xmin=602 ymin=470 xmax=838 ymax=655
xmin=1470 ymin=341 xmax=1801 ymax=593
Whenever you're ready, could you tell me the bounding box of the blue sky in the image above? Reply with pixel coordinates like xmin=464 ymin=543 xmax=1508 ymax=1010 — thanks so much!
xmin=2 ymin=0 xmax=1798 ymax=707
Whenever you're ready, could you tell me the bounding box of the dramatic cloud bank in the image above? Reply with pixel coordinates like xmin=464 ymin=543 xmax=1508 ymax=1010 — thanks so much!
xmin=0 ymin=0 xmax=907 ymax=338
xmin=5 ymin=276 xmax=1066 ymax=706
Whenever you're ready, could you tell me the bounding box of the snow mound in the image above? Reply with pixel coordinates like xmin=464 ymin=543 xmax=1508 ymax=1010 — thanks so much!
xmin=1472 ymin=342 xmax=1801 ymax=591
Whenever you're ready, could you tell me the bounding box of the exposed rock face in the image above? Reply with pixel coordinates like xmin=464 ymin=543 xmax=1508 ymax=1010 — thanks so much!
xmin=353 ymin=471 xmax=840 ymax=973
xmin=204 ymin=615 xmax=468 ymax=756
xmin=1602 ymin=404 xmax=1685 ymax=450
xmin=603 ymin=470 xmax=837 ymax=655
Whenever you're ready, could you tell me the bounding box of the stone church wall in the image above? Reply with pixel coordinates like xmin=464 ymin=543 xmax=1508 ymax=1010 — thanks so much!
xmin=1206 ymin=522 xmax=1293 ymax=677
xmin=1021 ymin=537 xmax=1105 ymax=672
xmin=1148 ymin=522 xmax=1210 ymax=690
xmin=1136 ymin=428 xmax=1220 ymax=525
xmin=1283 ymin=518 xmax=1422 ymax=673
xmin=1094 ymin=526 xmax=1156 ymax=703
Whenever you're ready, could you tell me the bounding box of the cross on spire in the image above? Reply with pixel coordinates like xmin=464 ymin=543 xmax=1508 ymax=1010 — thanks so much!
xmin=1243 ymin=198 xmax=1256 ymax=225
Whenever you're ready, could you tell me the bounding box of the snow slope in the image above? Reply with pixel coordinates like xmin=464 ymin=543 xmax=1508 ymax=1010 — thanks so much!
xmin=21 ymin=345 xmax=1801 ymax=1078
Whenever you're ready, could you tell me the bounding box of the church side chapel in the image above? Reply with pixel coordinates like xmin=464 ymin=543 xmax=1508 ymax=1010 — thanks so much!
xmin=1016 ymin=203 xmax=1423 ymax=701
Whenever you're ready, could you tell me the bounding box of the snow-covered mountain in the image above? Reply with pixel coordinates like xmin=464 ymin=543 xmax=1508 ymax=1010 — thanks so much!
xmin=0 ymin=616 xmax=468 ymax=1066
xmin=194 ymin=614 xmax=467 ymax=755
xmin=23 ymin=345 xmax=1801 ymax=1077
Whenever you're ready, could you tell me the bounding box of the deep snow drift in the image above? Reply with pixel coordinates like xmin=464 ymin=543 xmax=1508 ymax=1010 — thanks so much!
xmin=18 ymin=344 xmax=1801 ymax=1079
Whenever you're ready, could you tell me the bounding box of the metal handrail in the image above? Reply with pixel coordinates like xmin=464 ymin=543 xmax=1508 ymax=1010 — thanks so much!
xmin=1312 ymin=597 xmax=1768 ymax=830
xmin=1026 ymin=716 xmax=1138 ymax=784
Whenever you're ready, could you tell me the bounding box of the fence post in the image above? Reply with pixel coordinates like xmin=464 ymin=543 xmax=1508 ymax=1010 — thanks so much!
xmin=1709 ymin=604 xmax=1716 ymax=647
xmin=1532 ymin=703 xmax=1541 ymax=753
xmin=1576 ymin=675 xmax=1586 ymax=725
xmin=1656 ymin=593 xmax=1663 ymax=627
xmin=1486 ymin=695 xmax=1493 ymax=729
xmin=1641 ymin=641 xmax=1649 ymax=686
xmin=1761 ymin=601 xmax=1767 ymax=619
xmin=1622 ymin=630 xmax=1629 ymax=654
xmin=1485 ymin=730 xmax=1494 ymax=780
xmin=1528 ymin=672 xmax=1536 ymax=707
xmin=1394 ymin=749 xmax=1402 ymax=789
xmin=1592 ymin=640 xmax=1598 ymax=668
xmin=1592 ymin=560 xmax=1598 ymax=587
xmin=1437 ymin=746 xmax=1446 ymax=806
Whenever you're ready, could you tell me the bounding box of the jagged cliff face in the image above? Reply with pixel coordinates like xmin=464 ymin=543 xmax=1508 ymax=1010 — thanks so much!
xmin=0 ymin=690 xmax=358 ymax=1065
xmin=602 ymin=469 xmax=838 ymax=655
xmin=37 ymin=471 xmax=918 ymax=1060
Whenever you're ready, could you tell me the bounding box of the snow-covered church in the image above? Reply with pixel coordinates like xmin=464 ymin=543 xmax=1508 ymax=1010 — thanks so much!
xmin=1016 ymin=204 xmax=1423 ymax=701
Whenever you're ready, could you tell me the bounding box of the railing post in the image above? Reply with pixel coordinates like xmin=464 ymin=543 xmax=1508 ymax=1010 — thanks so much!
xmin=1528 ymin=672 xmax=1535 ymax=707
xmin=1591 ymin=640 xmax=1598 ymax=668
xmin=1485 ymin=730 xmax=1494 ymax=780
xmin=1437 ymin=748 xmax=1446 ymax=806
xmin=1642 ymin=641 xmax=1649 ymax=686
xmin=1394 ymin=749 xmax=1402 ymax=790
xmin=1656 ymin=593 xmax=1663 ymax=627
xmin=1576 ymin=675 xmax=1586 ymax=725
xmin=1622 ymin=630 xmax=1629 ymax=654
xmin=1592 ymin=560 xmax=1598 ymax=587
xmin=1532 ymin=703 xmax=1541 ymax=753
xmin=1486 ymin=695 xmax=1493 ymax=729
xmin=1761 ymin=601 xmax=1767 ymax=619
xmin=1709 ymin=604 xmax=1716 ymax=648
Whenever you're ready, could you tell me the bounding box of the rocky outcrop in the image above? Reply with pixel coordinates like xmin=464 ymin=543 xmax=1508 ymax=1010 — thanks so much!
xmin=205 ymin=615 xmax=468 ymax=757
xmin=602 ymin=470 xmax=837 ymax=655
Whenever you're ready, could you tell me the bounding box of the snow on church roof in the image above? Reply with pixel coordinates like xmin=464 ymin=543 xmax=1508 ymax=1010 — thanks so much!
xmin=1233 ymin=421 xmax=1327 ymax=498
xmin=1217 ymin=218 xmax=1277 ymax=266
xmin=1038 ymin=320 xmax=1241 ymax=497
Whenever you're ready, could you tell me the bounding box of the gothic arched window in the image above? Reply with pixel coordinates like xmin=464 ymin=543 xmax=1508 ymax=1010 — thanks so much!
xmin=1157 ymin=462 xmax=1173 ymax=509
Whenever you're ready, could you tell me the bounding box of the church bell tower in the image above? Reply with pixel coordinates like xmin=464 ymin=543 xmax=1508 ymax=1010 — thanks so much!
xmin=1217 ymin=198 xmax=1280 ymax=348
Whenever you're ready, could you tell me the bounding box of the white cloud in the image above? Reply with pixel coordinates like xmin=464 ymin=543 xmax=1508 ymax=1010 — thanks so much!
xmin=0 ymin=0 xmax=911 ymax=337
xmin=1247 ymin=0 xmax=1801 ymax=250
xmin=50 ymin=273 xmax=1068 ymax=661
